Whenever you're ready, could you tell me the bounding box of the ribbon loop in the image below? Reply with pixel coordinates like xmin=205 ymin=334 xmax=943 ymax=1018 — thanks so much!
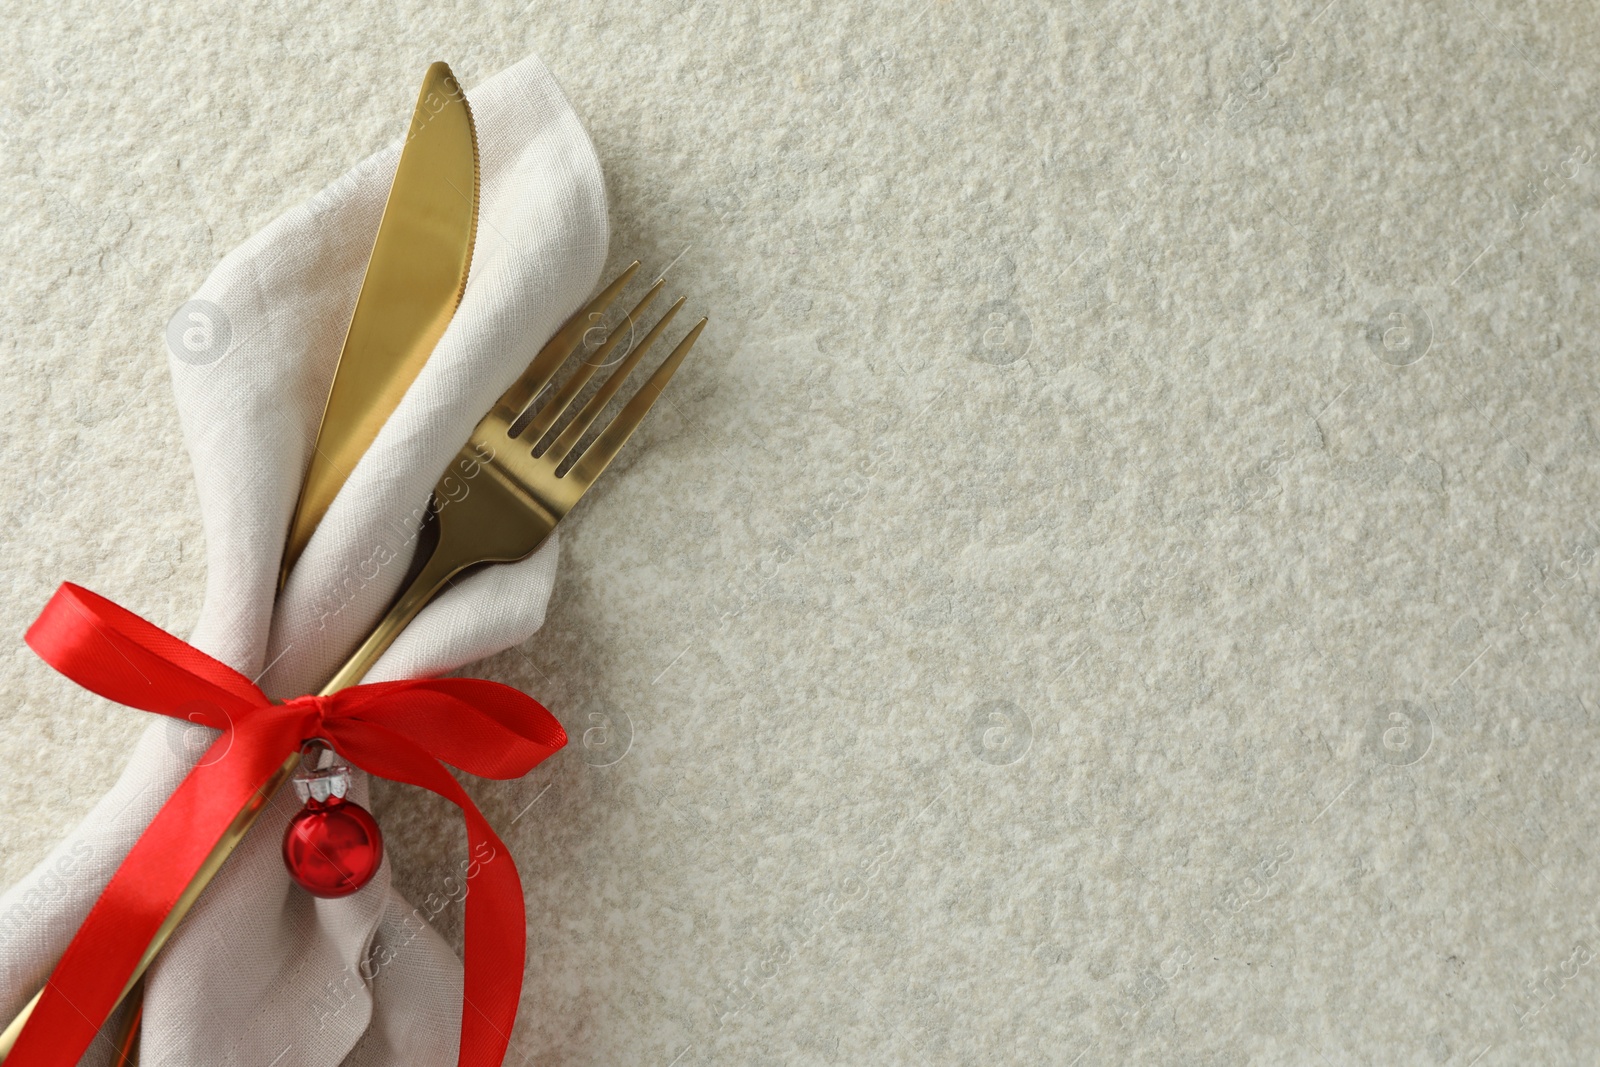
xmin=9 ymin=583 xmax=565 ymax=1067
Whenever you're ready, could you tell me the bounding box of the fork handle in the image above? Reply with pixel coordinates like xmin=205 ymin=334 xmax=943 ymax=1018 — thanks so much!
xmin=0 ymin=538 xmax=471 ymax=1062
xmin=321 ymin=539 xmax=468 ymax=692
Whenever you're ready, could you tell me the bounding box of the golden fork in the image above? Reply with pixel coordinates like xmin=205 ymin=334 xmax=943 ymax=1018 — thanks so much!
xmin=0 ymin=260 xmax=705 ymax=1059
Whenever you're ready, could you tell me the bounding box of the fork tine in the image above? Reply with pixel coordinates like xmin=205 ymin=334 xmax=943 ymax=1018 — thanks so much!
xmin=521 ymin=280 xmax=664 ymax=445
xmin=491 ymin=261 xmax=640 ymax=426
xmin=567 ymin=317 xmax=707 ymax=485
xmin=543 ymin=296 xmax=685 ymax=466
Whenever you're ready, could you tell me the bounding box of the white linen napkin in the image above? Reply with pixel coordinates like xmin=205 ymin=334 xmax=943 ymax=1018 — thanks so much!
xmin=0 ymin=52 xmax=607 ymax=1066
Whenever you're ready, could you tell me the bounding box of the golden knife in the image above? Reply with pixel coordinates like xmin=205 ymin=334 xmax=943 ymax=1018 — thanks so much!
xmin=0 ymin=60 xmax=481 ymax=1061
xmin=279 ymin=59 xmax=480 ymax=585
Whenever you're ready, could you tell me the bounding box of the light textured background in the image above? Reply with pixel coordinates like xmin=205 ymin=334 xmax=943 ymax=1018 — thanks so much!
xmin=3 ymin=0 xmax=1600 ymax=1063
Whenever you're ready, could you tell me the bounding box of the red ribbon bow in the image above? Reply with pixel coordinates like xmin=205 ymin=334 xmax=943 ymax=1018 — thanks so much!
xmin=9 ymin=584 xmax=566 ymax=1067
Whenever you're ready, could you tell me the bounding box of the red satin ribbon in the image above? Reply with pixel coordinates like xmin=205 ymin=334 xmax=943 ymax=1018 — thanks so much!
xmin=9 ymin=583 xmax=566 ymax=1067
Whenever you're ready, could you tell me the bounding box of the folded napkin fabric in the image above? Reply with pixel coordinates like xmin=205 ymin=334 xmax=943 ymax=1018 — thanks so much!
xmin=0 ymin=51 xmax=607 ymax=1067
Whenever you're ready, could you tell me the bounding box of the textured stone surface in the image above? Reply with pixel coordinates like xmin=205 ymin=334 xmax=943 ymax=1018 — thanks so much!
xmin=4 ymin=0 xmax=1600 ymax=1063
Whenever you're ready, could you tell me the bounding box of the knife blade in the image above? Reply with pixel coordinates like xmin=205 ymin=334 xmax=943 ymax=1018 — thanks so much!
xmin=279 ymin=59 xmax=480 ymax=585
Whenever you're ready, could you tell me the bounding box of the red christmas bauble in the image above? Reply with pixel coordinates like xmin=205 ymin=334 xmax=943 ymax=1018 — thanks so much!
xmin=282 ymin=795 xmax=384 ymax=898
